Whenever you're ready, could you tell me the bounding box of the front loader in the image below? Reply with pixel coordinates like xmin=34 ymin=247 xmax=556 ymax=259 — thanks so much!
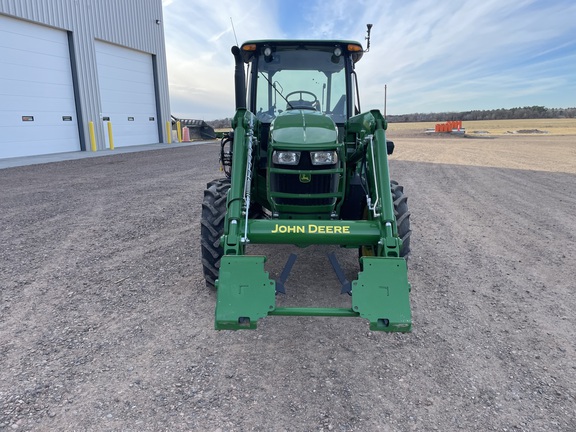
xmin=201 ymin=32 xmax=412 ymax=332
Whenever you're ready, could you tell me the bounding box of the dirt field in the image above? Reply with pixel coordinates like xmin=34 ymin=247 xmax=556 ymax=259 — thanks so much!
xmin=1 ymin=131 xmax=575 ymax=431
xmin=388 ymin=118 xmax=576 ymax=136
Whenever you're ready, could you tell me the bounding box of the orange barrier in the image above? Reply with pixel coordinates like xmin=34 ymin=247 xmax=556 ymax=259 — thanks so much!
xmin=435 ymin=120 xmax=462 ymax=133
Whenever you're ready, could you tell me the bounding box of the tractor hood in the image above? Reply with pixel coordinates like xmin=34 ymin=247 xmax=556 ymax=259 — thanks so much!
xmin=270 ymin=111 xmax=337 ymax=149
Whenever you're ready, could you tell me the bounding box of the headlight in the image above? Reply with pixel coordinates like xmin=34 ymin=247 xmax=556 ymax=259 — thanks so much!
xmin=310 ymin=151 xmax=338 ymax=165
xmin=273 ymin=151 xmax=301 ymax=165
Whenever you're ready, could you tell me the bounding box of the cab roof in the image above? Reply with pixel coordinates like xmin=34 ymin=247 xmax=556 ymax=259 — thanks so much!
xmin=239 ymin=40 xmax=364 ymax=64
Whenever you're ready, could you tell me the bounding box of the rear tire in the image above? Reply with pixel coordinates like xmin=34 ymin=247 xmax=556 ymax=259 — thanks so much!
xmin=201 ymin=178 xmax=230 ymax=289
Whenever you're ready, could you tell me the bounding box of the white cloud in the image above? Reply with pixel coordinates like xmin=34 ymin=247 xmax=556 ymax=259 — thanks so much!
xmin=162 ymin=0 xmax=282 ymax=118
xmin=162 ymin=0 xmax=576 ymax=119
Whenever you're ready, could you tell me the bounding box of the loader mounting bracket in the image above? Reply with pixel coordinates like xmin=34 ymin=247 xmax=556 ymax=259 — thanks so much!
xmin=215 ymin=256 xmax=276 ymax=330
xmin=352 ymin=257 xmax=412 ymax=332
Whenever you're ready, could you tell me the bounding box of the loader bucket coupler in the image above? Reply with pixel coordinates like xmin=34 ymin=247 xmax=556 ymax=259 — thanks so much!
xmin=214 ymin=253 xmax=412 ymax=331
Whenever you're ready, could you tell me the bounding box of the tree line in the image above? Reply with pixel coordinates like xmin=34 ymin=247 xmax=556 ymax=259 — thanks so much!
xmin=206 ymin=106 xmax=575 ymax=127
xmin=386 ymin=106 xmax=576 ymax=123
xmin=207 ymin=118 xmax=234 ymax=129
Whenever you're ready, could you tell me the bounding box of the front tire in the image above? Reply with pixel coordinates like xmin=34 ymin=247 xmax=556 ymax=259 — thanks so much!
xmin=200 ymin=178 xmax=230 ymax=288
xmin=391 ymin=180 xmax=411 ymax=258
xmin=359 ymin=180 xmax=411 ymax=262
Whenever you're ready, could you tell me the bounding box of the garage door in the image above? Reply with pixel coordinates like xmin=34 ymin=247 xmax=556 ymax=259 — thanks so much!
xmin=95 ymin=41 xmax=158 ymax=147
xmin=0 ymin=14 xmax=80 ymax=159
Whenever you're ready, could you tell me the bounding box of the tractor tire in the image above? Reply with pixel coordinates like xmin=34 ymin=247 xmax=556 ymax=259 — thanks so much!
xmin=359 ymin=180 xmax=411 ymax=262
xmin=201 ymin=178 xmax=230 ymax=289
xmin=391 ymin=180 xmax=411 ymax=258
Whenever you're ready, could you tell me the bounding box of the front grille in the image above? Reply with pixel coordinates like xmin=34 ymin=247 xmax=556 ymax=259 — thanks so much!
xmin=271 ymin=172 xmax=339 ymax=205
xmin=270 ymin=151 xmax=339 ymax=206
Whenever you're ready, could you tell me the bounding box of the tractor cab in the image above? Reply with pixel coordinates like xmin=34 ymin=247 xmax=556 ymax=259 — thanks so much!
xmin=239 ymin=40 xmax=364 ymax=125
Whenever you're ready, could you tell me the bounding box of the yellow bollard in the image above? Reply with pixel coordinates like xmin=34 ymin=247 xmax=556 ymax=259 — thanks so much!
xmin=176 ymin=121 xmax=182 ymax=143
xmin=89 ymin=121 xmax=97 ymax=152
xmin=166 ymin=121 xmax=172 ymax=144
xmin=107 ymin=121 xmax=115 ymax=150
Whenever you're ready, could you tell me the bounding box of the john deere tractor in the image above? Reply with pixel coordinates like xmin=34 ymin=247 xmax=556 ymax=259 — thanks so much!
xmin=201 ymin=31 xmax=412 ymax=331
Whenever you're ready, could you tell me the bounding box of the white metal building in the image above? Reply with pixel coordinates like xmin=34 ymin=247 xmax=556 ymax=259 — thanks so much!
xmin=0 ymin=0 xmax=171 ymax=159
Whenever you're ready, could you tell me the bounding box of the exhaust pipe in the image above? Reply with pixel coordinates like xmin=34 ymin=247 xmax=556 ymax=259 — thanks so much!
xmin=231 ymin=46 xmax=246 ymax=110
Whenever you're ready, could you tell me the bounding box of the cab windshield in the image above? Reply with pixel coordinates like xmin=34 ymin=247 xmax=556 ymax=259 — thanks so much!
xmin=253 ymin=47 xmax=348 ymax=124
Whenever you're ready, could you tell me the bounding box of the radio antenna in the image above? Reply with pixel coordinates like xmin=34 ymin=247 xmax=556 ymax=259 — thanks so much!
xmin=384 ymin=84 xmax=387 ymax=119
xmin=230 ymin=17 xmax=239 ymax=46
xmin=365 ymin=24 xmax=373 ymax=52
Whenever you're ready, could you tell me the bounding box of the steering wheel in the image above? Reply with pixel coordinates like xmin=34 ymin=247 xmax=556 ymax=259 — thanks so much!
xmin=285 ymin=90 xmax=320 ymax=110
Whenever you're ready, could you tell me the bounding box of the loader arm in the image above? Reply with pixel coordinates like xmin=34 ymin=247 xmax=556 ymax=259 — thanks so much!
xmin=346 ymin=110 xmax=403 ymax=258
xmin=221 ymin=109 xmax=255 ymax=256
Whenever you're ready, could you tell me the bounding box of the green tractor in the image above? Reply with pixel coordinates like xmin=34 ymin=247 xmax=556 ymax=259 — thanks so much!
xmin=201 ymin=30 xmax=412 ymax=331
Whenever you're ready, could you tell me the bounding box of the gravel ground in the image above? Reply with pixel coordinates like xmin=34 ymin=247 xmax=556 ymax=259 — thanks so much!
xmin=1 ymin=133 xmax=575 ymax=431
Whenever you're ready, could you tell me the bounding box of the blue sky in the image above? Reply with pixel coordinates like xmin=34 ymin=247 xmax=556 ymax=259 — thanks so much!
xmin=161 ymin=0 xmax=576 ymax=120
